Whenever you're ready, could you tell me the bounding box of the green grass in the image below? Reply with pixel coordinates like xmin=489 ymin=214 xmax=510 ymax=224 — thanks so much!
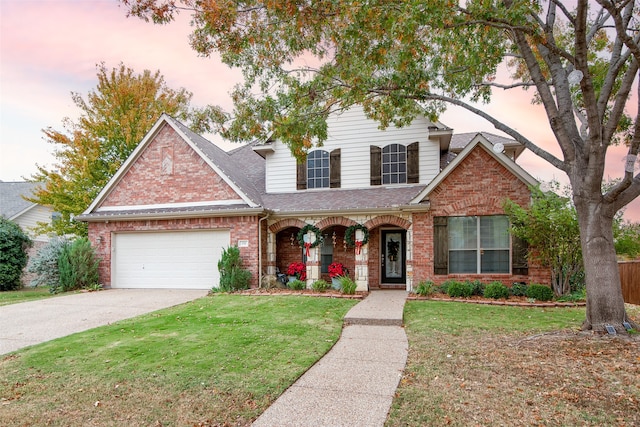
xmin=0 ymin=294 xmax=358 ymax=426
xmin=0 ymin=286 xmax=55 ymax=306
xmin=387 ymin=301 xmax=640 ymax=426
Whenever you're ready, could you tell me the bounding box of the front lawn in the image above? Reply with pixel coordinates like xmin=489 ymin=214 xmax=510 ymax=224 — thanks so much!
xmin=387 ymin=301 xmax=640 ymax=426
xmin=0 ymin=286 xmax=54 ymax=306
xmin=0 ymin=295 xmax=358 ymax=426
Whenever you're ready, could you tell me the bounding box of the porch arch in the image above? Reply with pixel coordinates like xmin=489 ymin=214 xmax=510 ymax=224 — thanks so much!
xmin=315 ymin=216 xmax=358 ymax=231
xmin=269 ymin=218 xmax=308 ymax=234
xmin=364 ymin=215 xmax=411 ymax=230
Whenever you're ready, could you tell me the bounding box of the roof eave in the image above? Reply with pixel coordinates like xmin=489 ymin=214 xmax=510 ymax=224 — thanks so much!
xmin=77 ymin=207 xmax=266 ymax=222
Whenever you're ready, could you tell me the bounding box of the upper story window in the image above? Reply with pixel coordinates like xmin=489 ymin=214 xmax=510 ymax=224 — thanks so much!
xmin=370 ymin=142 xmax=419 ymax=186
xmin=296 ymin=149 xmax=341 ymax=190
xmin=382 ymin=144 xmax=407 ymax=184
xmin=307 ymin=150 xmax=330 ymax=189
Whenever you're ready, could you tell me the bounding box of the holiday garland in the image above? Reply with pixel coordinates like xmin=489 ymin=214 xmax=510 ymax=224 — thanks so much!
xmin=344 ymin=224 xmax=370 ymax=249
xmin=296 ymin=224 xmax=324 ymax=253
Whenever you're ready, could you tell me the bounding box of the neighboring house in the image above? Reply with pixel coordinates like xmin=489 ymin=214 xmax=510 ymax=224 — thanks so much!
xmin=0 ymin=181 xmax=54 ymax=244
xmin=78 ymin=106 xmax=550 ymax=290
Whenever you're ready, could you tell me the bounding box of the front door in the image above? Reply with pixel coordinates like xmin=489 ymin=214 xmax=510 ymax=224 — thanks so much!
xmin=381 ymin=230 xmax=406 ymax=284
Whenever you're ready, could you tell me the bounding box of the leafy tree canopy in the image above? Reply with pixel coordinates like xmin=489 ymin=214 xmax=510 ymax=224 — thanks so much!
xmin=504 ymin=182 xmax=583 ymax=296
xmin=28 ymin=63 xmax=224 ymax=236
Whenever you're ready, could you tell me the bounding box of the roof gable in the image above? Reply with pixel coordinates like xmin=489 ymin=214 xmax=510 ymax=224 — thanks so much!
xmin=0 ymin=181 xmax=40 ymax=220
xmin=412 ymin=135 xmax=537 ymax=204
xmin=84 ymin=115 xmax=261 ymax=215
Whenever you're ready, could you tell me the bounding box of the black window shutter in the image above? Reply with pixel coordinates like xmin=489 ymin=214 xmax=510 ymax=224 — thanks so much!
xmin=433 ymin=216 xmax=448 ymax=275
xmin=512 ymin=235 xmax=529 ymax=275
xmin=330 ymin=149 xmax=341 ymax=188
xmin=407 ymin=142 xmax=419 ymax=183
xmin=296 ymin=158 xmax=307 ymax=190
xmin=370 ymin=146 xmax=382 ymax=186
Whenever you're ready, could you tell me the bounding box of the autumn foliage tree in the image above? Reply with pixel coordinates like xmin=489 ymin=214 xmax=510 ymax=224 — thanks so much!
xmin=121 ymin=1 xmax=640 ymax=333
xmin=28 ymin=63 xmax=222 ymax=236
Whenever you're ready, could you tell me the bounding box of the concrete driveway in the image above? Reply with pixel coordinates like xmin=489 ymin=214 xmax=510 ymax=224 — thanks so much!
xmin=0 ymin=289 xmax=209 ymax=355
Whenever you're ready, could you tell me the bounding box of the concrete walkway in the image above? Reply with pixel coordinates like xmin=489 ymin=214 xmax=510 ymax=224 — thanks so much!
xmin=253 ymin=290 xmax=408 ymax=427
xmin=0 ymin=289 xmax=208 ymax=355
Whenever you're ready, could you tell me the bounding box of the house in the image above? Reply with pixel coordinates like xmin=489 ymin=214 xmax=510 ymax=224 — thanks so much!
xmin=0 ymin=181 xmax=54 ymax=246
xmin=78 ymin=106 xmax=550 ymax=290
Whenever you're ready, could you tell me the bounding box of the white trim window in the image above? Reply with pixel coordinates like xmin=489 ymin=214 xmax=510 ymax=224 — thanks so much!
xmin=382 ymin=144 xmax=407 ymax=184
xmin=448 ymin=215 xmax=510 ymax=274
xmin=307 ymin=150 xmax=330 ymax=189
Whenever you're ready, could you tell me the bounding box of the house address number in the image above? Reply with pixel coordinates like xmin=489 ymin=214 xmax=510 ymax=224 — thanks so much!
xmin=237 ymin=240 xmax=249 ymax=248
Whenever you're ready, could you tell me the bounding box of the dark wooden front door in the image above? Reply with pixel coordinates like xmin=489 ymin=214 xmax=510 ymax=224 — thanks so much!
xmin=381 ymin=230 xmax=406 ymax=285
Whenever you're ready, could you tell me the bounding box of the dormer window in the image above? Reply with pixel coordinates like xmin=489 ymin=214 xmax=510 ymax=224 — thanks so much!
xmin=307 ymin=150 xmax=330 ymax=189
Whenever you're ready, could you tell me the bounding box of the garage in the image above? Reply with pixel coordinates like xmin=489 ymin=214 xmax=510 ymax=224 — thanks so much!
xmin=112 ymin=230 xmax=230 ymax=289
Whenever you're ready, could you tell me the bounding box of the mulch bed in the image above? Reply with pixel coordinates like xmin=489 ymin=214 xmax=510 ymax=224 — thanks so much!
xmin=237 ymin=288 xmax=586 ymax=306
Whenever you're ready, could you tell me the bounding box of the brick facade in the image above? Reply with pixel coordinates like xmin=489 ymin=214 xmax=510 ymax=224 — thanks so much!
xmin=102 ymin=125 xmax=240 ymax=207
xmin=85 ymin=117 xmax=548 ymax=291
xmin=410 ymin=146 xmax=550 ymax=286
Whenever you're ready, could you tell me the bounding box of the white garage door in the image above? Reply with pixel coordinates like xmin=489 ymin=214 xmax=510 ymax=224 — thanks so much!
xmin=112 ymin=230 xmax=230 ymax=289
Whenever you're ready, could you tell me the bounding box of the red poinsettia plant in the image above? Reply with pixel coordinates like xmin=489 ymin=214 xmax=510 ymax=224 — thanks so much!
xmin=328 ymin=262 xmax=347 ymax=278
xmin=287 ymin=262 xmax=307 ymax=280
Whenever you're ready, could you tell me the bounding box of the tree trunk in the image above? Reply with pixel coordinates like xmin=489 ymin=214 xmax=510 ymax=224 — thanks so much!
xmin=576 ymin=199 xmax=637 ymax=333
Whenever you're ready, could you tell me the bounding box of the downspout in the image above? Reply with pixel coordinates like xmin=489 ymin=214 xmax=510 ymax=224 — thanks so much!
xmin=258 ymin=213 xmax=270 ymax=288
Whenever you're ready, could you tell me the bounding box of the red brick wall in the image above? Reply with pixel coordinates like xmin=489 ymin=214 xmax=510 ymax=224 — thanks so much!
xmin=102 ymin=125 xmax=240 ymax=207
xmin=88 ymin=215 xmax=261 ymax=288
xmin=411 ymin=146 xmax=550 ymax=286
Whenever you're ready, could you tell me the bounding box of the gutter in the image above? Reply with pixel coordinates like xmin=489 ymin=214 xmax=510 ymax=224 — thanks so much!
xmin=76 ymin=207 xmax=266 ymax=222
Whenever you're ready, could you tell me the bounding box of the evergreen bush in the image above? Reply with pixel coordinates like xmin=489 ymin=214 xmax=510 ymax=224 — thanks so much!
xmin=414 ymin=280 xmax=435 ymax=296
xmin=526 ymin=284 xmax=554 ymax=301
xmin=446 ymin=281 xmax=473 ymax=298
xmin=56 ymin=237 xmax=99 ymax=293
xmin=510 ymin=282 xmax=529 ymax=297
xmin=483 ymin=281 xmax=511 ymax=299
xmin=27 ymin=237 xmax=68 ymax=288
xmin=0 ymin=218 xmax=32 ymax=291
xmin=217 ymin=245 xmax=252 ymax=291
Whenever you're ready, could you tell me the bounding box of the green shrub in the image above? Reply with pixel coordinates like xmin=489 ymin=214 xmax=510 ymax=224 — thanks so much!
xmin=414 ymin=280 xmax=435 ymax=297
xmin=437 ymin=280 xmax=454 ymax=295
xmin=483 ymin=281 xmax=510 ymax=299
xmin=526 ymin=284 xmax=555 ymax=301
xmin=446 ymin=281 xmax=473 ymax=298
xmin=289 ymin=279 xmax=306 ymax=290
xmin=217 ymin=246 xmax=252 ymax=292
xmin=0 ymin=218 xmax=33 ymax=291
xmin=339 ymin=276 xmax=357 ymax=295
xmin=27 ymin=237 xmax=68 ymax=288
xmin=556 ymin=287 xmax=586 ymax=302
xmin=311 ymin=279 xmax=330 ymax=292
xmin=56 ymin=237 xmax=100 ymax=294
xmin=468 ymin=280 xmax=485 ymax=296
xmin=510 ymin=282 xmax=528 ymax=297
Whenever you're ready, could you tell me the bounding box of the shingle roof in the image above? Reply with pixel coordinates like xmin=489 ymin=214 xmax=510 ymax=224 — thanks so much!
xmin=170 ymin=117 xmax=264 ymax=206
xmin=450 ymin=132 xmax=521 ymax=151
xmin=262 ymin=185 xmax=428 ymax=213
xmin=0 ymin=181 xmax=40 ymax=219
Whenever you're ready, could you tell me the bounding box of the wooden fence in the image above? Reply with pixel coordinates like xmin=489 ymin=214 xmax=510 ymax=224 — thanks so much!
xmin=619 ymin=261 xmax=640 ymax=305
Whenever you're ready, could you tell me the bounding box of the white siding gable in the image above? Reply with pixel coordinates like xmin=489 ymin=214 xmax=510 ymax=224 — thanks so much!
xmin=14 ymin=205 xmax=54 ymax=242
xmin=265 ymin=105 xmax=443 ymax=193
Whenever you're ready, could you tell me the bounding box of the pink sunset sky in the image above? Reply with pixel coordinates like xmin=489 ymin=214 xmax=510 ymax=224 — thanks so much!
xmin=1 ymin=0 xmax=638 ymax=221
